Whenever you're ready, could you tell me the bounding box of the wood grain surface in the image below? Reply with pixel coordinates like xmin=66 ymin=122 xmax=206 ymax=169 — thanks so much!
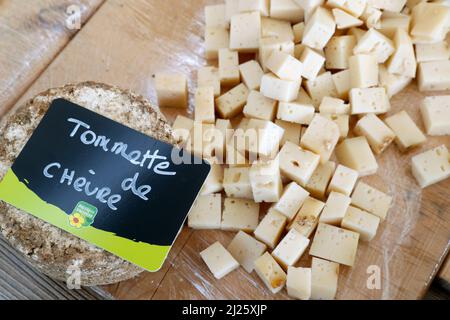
xmin=2 ymin=0 xmax=450 ymax=300
xmin=0 ymin=0 xmax=104 ymax=117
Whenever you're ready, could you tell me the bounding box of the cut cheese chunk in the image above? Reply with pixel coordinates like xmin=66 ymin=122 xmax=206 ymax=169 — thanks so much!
xmin=205 ymin=4 xmax=228 ymax=29
xmin=226 ymin=0 xmax=240 ymax=23
xmin=259 ymin=37 xmax=295 ymax=72
xmin=273 ymin=182 xmax=310 ymax=221
xmin=198 ymin=66 xmax=221 ymax=97
xmin=305 ymin=161 xmax=336 ymax=200
xmin=155 ymin=73 xmax=188 ymax=108
xmin=243 ymin=90 xmax=277 ymax=121
xmin=309 ymin=223 xmax=360 ymax=267
xmin=332 ymin=8 xmax=363 ymax=29
xmin=311 ymin=257 xmax=339 ymax=300
xmin=254 ymin=252 xmax=287 ymax=294
xmin=249 ymin=158 xmax=283 ymax=203
xmin=238 ymin=0 xmax=270 ymax=16
xmin=415 ymin=42 xmax=450 ymax=63
xmin=324 ymin=35 xmax=356 ymax=70
xmin=195 ymin=86 xmax=215 ymax=124
xmin=418 ymin=60 xmax=450 ymax=92
xmin=239 ymin=60 xmax=264 ymax=91
xmin=327 ymin=0 xmax=367 ymax=17
xmin=261 ymin=17 xmax=295 ymax=40
xmin=411 ymin=145 xmax=450 ymax=188
xmin=384 ymin=110 xmax=426 ymax=151
xmin=205 ymin=27 xmax=230 ymax=59
xmin=187 ymin=123 xmax=221 ymax=161
xmin=420 ymin=95 xmax=450 ymax=136
xmin=302 ymin=7 xmax=336 ymax=50
xmin=367 ymin=0 xmax=406 ymax=12
xmin=322 ymin=114 xmax=349 ymax=140
xmin=350 ymin=87 xmax=391 ymax=115
xmin=289 ymin=197 xmax=325 ymax=237
xmin=332 ymin=69 xmax=351 ymax=99
xmin=221 ymin=197 xmax=260 ymax=232
xmin=279 ymin=141 xmax=321 ymax=186
xmin=378 ymin=64 xmax=412 ymax=98
xmin=354 ymin=113 xmax=396 ymax=154
xmin=319 ymin=191 xmax=351 ymax=225
xmin=277 ymin=101 xmax=315 ymax=125
xmin=327 ymin=165 xmax=358 ymax=196
xmin=272 ymin=228 xmax=310 ymax=269
xmin=287 ymin=267 xmax=312 ymax=300
xmin=200 ymin=164 xmax=224 ymax=195
xmin=293 ymin=22 xmax=305 ymax=43
xmin=349 ymin=54 xmax=379 ymax=88
xmin=216 ymin=83 xmax=250 ymax=119
xmin=227 ymin=231 xmax=267 ymax=273
xmin=299 ymin=46 xmax=326 ymax=80
xmin=361 ymin=5 xmax=382 ymax=28
xmin=219 ymin=49 xmax=240 ymax=87
xmin=270 ymin=0 xmax=304 ymax=23
xmin=172 ymin=115 xmax=194 ymax=144
xmin=266 ymin=51 xmax=304 ymax=81
xmin=319 ymin=97 xmax=349 ymax=114
xmin=386 ymin=29 xmax=417 ymax=78
xmin=230 ymin=12 xmax=261 ymax=52
xmin=411 ymin=2 xmax=450 ymax=43
xmin=254 ymin=209 xmax=287 ymax=249
xmin=244 ymin=119 xmax=285 ymax=159
xmin=260 ymin=73 xmax=301 ymax=102
xmin=223 ymin=167 xmax=253 ymax=199
xmin=275 ymin=120 xmax=302 ymax=146
xmin=188 ymin=194 xmax=222 ymax=229
xmin=351 ymin=181 xmax=392 ymax=220
xmin=341 ymin=206 xmax=380 ymax=241
xmin=200 ymin=242 xmax=239 ymax=279
xmin=335 ymin=137 xmax=378 ymax=177
xmin=304 ymin=71 xmax=338 ymax=107
xmin=353 ymin=28 xmax=395 ymax=63
xmin=215 ymin=119 xmax=233 ymax=163
xmin=300 ymin=114 xmax=340 ymax=164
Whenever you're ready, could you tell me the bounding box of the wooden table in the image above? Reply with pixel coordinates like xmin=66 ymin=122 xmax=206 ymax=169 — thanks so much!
xmin=0 ymin=0 xmax=449 ymax=300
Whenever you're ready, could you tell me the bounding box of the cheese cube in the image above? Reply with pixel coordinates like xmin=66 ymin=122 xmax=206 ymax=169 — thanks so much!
xmin=367 ymin=0 xmax=406 ymax=12
xmin=259 ymin=37 xmax=295 ymax=72
xmin=353 ymin=28 xmax=395 ymax=63
xmin=348 ymin=27 xmax=366 ymax=41
xmin=335 ymin=137 xmax=378 ymax=176
xmin=187 ymin=123 xmax=221 ymax=161
xmin=274 ymin=182 xmax=310 ymax=221
xmin=332 ymin=69 xmax=351 ymax=99
xmin=319 ymin=191 xmax=351 ymax=225
xmin=245 ymin=119 xmax=285 ymax=159
xmin=322 ymin=114 xmax=349 ymax=140
xmin=332 ymin=8 xmax=363 ymax=29
xmin=324 ymin=35 xmax=356 ymax=70
xmin=254 ymin=252 xmax=287 ymax=294
xmin=200 ymin=242 xmax=239 ymax=279
xmin=205 ymin=4 xmax=228 ymax=28
xmin=418 ymin=60 xmax=450 ymax=92
xmin=172 ymin=115 xmax=194 ymax=144
xmin=219 ymin=49 xmax=240 ymax=87
xmin=287 ymin=267 xmax=311 ymax=300
xmin=261 ymin=17 xmax=294 ymax=40
xmin=226 ymin=0 xmax=240 ymax=23
xmin=296 ymin=87 xmax=314 ymax=105
xmin=227 ymin=231 xmax=267 ymax=273
xmin=309 ymin=223 xmax=360 ymax=267
xmin=198 ymin=66 xmax=221 ymax=97
xmin=351 ymin=182 xmax=392 ymax=219
xmin=327 ymin=0 xmax=367 ymax=17
xmin=249 ymin=158 xmax=283 ymax=203
xmin=205 ymin=27 xmax=230 ymax=59
xmin=350 ymin=87 xmax=391 ymax=115
xmin=260 ymin=73 xmax=301 ymax=102
xmin=215 ymin=119 xmax=233 ymax=163
xmin=415 ymin=42 xmax=450 ymax=63
xmin=223 ymin=167 xmax=253 ymax=199
xmin=361 ymin=5 xmax=382 ymax=28
xmin=304 ymin=72 xmax=338 ymax=107
xmin=311 ymin=257 xmax=339 ymax=300
xmin=221 ymin=197 xmax=260 ymax=232
xmin=411 ymin=3 xmax=450 ymax=43
xmin=188 ymin=194 xmax=222 ymax=229
xmin=342 ymin=206 xmax=380 ymax=241
xmin=275 ymin=120 xmax=302 ymax=146
xmin=386 ymin=29 xmax=417 ymax=78
xmin=195 ymin=87 xmax=215 ymax=124
xmin=293 ymin=22 xmax=305 ymax=43
xmin=411 ymin=145 xmax=450 ymax=188
xmin=279 ymin=141 xmax=321 ymax=186
xmin=354 ymin=114 xmax=396 ymax=154
xmin=155 ymin=73 xmax=188 ymax=108
xmin=277 ymin=101 xmax=315 ymax=125
xmin=239 ymin=60 xmax=264 ymax=91
xmin=200 ymin=164 xmax=224 ymax=195
xmin=300 ymin=114 xmax=340 ymax=164
xmin=230 ymin=12 xmax=261 ymax=52
xmin=327 ymin=165 xmax=358 ymax=197
xmin=216 ymin=83 xmax=250 ymax=119
xmin=299 ymin=47 xmax=326 ymax=80
xmin=254 ymin=209 xmax=287 ymax=248
xmin=420 ymin=96 xmax=450 ymax=136
xmin=289 ymin=196 xmax=325 ymax=236
xmin=378 ymin=64 xmax=412 ymax=98
xmin=226 ymin=142 xmax=249 ymax=167
xmin=302 ymin=7 xmax=335 ymax=50
xmin=239 ymin=0 xmax=270 ymax=15
xmin=349 ymin=54 xmax=379 ymax=88
xmin=243 ymin=90 xmax=277 ymax=121
xmin=319 ymin=97 xmax=350 ymax=114
xmin=272 ymin=228 xmax=310 ymax=269
xmin=384 ymin=111 xmax=426 ymax=152
xmin=270 ymin=0 xmax=304 ymax=23
xmin=305 ymin=161 xmax=336 ymax=200
xmin=266 ymin=51 xmax=304 ymax=81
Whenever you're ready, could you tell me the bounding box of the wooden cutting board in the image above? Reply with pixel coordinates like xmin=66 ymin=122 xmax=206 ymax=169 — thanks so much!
xmin=4 ymin=0 xmax=450 ymax=300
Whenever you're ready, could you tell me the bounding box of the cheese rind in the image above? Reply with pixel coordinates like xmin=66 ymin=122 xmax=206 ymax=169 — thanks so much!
xmin=341 ymin=206 xmax=380 ymax=241
xmin=260 ymin=73 xmax=301 ymax=102
xmin=311 ymin=257 xmax=339 ymax=300
xmin=319 ymin=191 xmax=351 ymax=225
xmin=221 ymin=197 xmax=260 ymax=232
xmin=188 ymin=194 xmax=222 ymax=229
xmin=227 ymin=231 xmax=267 ymax=273
xmin=254 ymin=252 xmax=287 ymax=294
xmin=335 ymin=137 xmax=378 ymax=177
xmin=254 ymin=209 xmax=287 ymax=249
xmin=216 ymin=83 xmax=250 ymax=119
xmin=327 ymin=165 xmax=358 ymax=196
xmin=351 ymin=182 xmax=392 ymax=220
xmin=384 ymin=110 xmax=426 ymax=151
xmin=200 ymin=242 xmax=239 ymax=279
xmin=309 ymin=223 xmax=360 ymax=267
xmin=354 ymin=113 xmax=396 ymax=155
xmin=287 ymin=267 xmax=312 ymax=300
xmin=155 ymin=73 xmax=188 ymax=108
xmin=273 ymin=182 xmax=310 ymax=221
xmin=230 ymin=12 xmax=261 ymax=52
xmin=411 ymin=145 xmax=450 ymax=188
xmin=420 ymin=96 xmax=450 ymax=136
xmin=272 ymin=229 xmax=310 ymax=269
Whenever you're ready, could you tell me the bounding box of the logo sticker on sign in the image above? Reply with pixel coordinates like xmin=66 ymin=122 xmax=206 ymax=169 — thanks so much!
xmin=0 ymin=99 xmax=211 ymax=272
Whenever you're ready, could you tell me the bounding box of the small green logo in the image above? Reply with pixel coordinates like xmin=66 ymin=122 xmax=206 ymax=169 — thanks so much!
xmin=68 ymin=201 xmax=98 ymax=228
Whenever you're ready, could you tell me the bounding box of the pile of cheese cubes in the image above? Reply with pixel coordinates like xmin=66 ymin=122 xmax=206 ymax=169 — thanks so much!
xmin=154 ymin=0 xmax=450 ymax=299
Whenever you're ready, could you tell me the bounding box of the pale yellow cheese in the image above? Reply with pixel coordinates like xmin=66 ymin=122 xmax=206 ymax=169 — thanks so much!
xmin=200 ymin=164 xmax=224 ymax=195
xmin=155 ymin=73 xmax=188 ymax=108
xmin=187 ymin=122 xmax=221 ymax=161
xmin=378 ymin=64 xmax=412 ymax=98
xmin=332 ymin=8 xmax=363 ymax=29
xmin=215 ymin=119 xmax=233 ymax=163
xmin=304 ymin=71 xmax=338 ymax=107
xmin=218 ymin=49 xmax=240 ymax=87
xmin=349 ymin=87 xmax=391 ymax=115
xmin=415 ymin=41 xmax=450 ymax=63
xmin=353 ymin=28 xmax=395 ymax=63
xmin=324 ymin=35 xmax=356 ymax=70
xmin=261 ymin=16 xmax=294 ymax=40
xmin=354 ymin=113 xmax=396 ymax=154
xmin=260 ymin=73 xmax=301 ymax=102
xmin=327 ymin=165 xmax=359 ymax=196
xmin=319 ymin=191 xmax=351 ymax=225
xmin=411 ymin=145 xmax=450 ymax=188
xmin=227 ymin=231 xmax=267 ymax=273
xmin=319 ymin=97 xmax=349 ymax=114
xmin=270 ymin=0 xmax=304 ymax=23
xmin=275 ymin=120 xmax=302 ymax=146
xmin=172 ymin=115 xmax=194 ymax=144
xmin=249 ymin=158 xmax=283 ymax=203
xmin=293 ymin=22 xmax=305 ymax=43
xmin=322 ymin=114 xmax=349 ymax=140
xmin=332 ymin=69 xmax=351 ymax=100
xmin=254 ymin=252 xmax=287 ymax=294
xmin=230 ymin=12 xmax=261 ymax=52
xmin=287 ymin=266 xmax=312 ymax=300
xmin=223 ymin=167 xmax=253 ymax=199
xmin=351 ymin=181 xmax=392 ymax=220
xmin=378 ymin=13 xmax=410 ymax=38
xmin=420 ymin=95 xmax=450 ymax=136
xmin=238 ymin=0 xmax=270 ymax=16
xmin=327 ymin=0 xmax=367 ymax=17
xmin=200 ymin=242 xmax=240 ymax=279
xmin=302 ymin=7 xmax=336 ymax=50
xmin=311 ymin=257 xmax=339 ymax=300
xmin=305 ymin=161 xmax=336 ymax=200
xmin=243 ymin=90 xmax=277 ymax=121
xmin=272 ymin=228 xmax=310 ymax=269
xmin=221 ymin=197 xmax=260 ymax=232
xmin=367 ymin=0 xmax=407 ymax=12
xmin=277 ymin=101 xmax=315 ymax=125
xmin=384 ymin=110 xmax=426 ymax=151
xmin=195 ymin=86 xmax=215 ymax=124
xmin=254 ymin=209 xmax=287 ymax=249
xmin=239 ymin=60 xmax=264 ymax=91
xmin=188 ymin=194 xmax=222 ymax=229
xmin=259 ymin=37 xmax=295 ymax=72
xmin=411 ymin=2 xmax=450 ymax=43
xmin=349 ymin=54 xmax=379 ymax=88
xmin=341 ymin=206 xmax=380 ymax=241
xmin=386 ymin=29 xmax=417 ymax=78
xmin=266 ymin=51 xmax=304 ymax=82
xmin=361 ymin=5 xmax=382 ymax=28
xmin=418 ymin=60 xmax=450 ymax=92
xmin=299 ymin=46 xmax=326 ymax=80
xmin=242 ymin=119 xmax=285 ymax=159
xmin=216 ymin=83 xmax=250 ymax=119
xmin=273 ymin=182 xmax=310 ymax=221
xmin=289 ymin=196 xmax=325 ymax=238
xmin=205 ymin=4 xmax=228 ymax=29
xmin=335 ymin=137 xmax=379 ymax=177
xmin=205 ymin=27 xmax=230 ymax=59
xmin=198 ymin=66 xmax=221 ymax=97
xmin=226 ymin=0 xmax=240 ymax=24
